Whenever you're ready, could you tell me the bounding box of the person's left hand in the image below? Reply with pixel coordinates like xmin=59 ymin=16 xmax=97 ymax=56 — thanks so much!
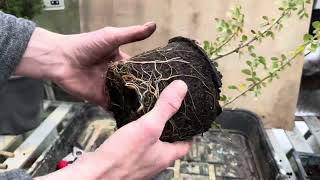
xmin=15 ymin=22 xmax=156 ymax=107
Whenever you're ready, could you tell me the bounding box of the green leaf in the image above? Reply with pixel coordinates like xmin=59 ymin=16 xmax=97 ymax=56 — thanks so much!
xmin=220 ymin=95 xmax=227 ymax=101
xmin=303 ymin=34 xmax=313 ymax=42
xmin=246 ymin=78 xmax=255 ymax=82
xmin=250 ymin=53 xmax=257 ymax=57
xmin=242 ymin=35 xmax=248 ymax=42
xmin=203 ymin=41 xmax=210 ymax=50
xmin=258 ymin=56 xmax=266 ymax=66
xmin=246 ymin=61 xmax=252 ymax=66
xmin=312 ymin=21 xmax=320 ymax=30
xmin=262 ymin=16 xmax=268 ymax=21
xmin=271 ymin=57 xmax=279 ymax=61
xmin=267 ymin=31 xmax=274 ymax=39
xmin=311 ymin=43 xmax=318 ymax=52
xmin=228 ymin=85 xmax=238 ymax=90
xmin=242 ymin=69 xmax=251 ymax=75
xmin=272 ymin=61 xmax=279 ymax=69
xmin=248 ymin=45 xmax=255 ymax=53
xmin=252 ymin=71 xmax=257 ymax=76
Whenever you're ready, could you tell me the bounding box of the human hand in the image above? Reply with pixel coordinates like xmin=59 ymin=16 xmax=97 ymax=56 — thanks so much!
xmin=36 ymin=80 xmax=191 ymax=180
xmin=15 ymin=22 xmax=156 ymax=107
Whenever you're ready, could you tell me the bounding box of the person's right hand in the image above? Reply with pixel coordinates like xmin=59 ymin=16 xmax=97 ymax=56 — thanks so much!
xmin=36 ymin=80 xmax=192 ymax=180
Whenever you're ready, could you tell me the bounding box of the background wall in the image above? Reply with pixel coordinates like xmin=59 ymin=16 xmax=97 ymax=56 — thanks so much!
xmin=79 ymin=0 xmax=312 ymax=129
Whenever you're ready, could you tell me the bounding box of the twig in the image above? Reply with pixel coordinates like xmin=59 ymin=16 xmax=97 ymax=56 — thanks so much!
xmin=222 ymin=47 xmax=302 ymax=107
xmin=213 ymin=11 xmax=288 ymax=61
xmin=212 ymin=32 xmax=238 ymax=55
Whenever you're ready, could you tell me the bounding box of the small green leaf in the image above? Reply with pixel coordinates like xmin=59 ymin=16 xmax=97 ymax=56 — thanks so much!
xmin=272 ymin=61 xmax=279 ymax=69
xmin=252 ymin=71 xmax=257 ymax=76
xmin=303 ymin=34 xmax=313 ymax=42
xmin=228 ymin=85 xmax=238 ymax=90
xmin=203 ymin=41 xmax=210 ymax=52
xmin=246 ymin=78 xmax=255 ymax=82
xmin=271 ymin=57 xmax=279 ymax=61
xmin=262 ymin=82 xmax=267 ymax=87
xmin=242 ymin=35 xmax=248 ymax=42
xmin=312 ymin=21 xmax=320 ymax=30
xmin=250 ymin=53 xmax=257 ymax=57
xmin=220 ymin=95 xmax=227 ymax=101
xmin=246 ymin=61 xmax=252 ymax=66
xmin=311 ymin=43 xmax=318 ymax=52
xmin=248 ymin=45 xmax=255 ymax=53
xmin=262 ymin=16 xmax=268 ymax=21
xmin=242 ymin=69 xmax=251 ymax=75
xmin=258 ymin=56 xmax=266 ymax=66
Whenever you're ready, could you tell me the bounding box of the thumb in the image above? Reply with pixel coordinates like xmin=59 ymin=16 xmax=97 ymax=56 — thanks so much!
xmin=138 ymin=80 xmax=188 ymax=140
xmin=109 ymin=22 xmax=156 ymax=46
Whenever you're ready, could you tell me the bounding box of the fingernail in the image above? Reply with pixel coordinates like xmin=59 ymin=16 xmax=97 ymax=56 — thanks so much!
xmin=173 ymin=80 xmax=188 ymax=91
xmin=172 ymin=80 xmax=188 ymax=99
xmin=144 ymin=21 xmax=156 ymax=28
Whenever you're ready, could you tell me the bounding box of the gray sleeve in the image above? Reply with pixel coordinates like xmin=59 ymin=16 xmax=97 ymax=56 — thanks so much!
xmin=0 ymin=169 xmax=33 ymax=180
xmin=0 ymin=12 xmax=36 ymax=87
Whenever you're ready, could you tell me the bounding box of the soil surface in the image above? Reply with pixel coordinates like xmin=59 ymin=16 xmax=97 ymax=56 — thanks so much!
xmin=105 ymin=37 xmax=222 ymax=142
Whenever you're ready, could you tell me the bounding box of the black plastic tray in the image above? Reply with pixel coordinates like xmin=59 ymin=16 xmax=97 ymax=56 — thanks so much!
xmin=215 ymin=109 xmax=281 ymax=179
xmin=155 ymin=109 xmax=282 ymax=179
xmin=292 ymin=151 xmax=320 ymax=180
xmin=28 ymin=106 xmax=282 ymax=179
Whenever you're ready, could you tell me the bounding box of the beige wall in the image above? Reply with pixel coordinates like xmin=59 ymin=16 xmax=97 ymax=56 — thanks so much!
xmin=79 ymin=0 xmax=312 ymax=129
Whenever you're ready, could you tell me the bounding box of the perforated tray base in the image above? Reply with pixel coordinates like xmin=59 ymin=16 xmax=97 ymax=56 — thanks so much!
xmin=155 ymin=129 xmax=261 ymax=180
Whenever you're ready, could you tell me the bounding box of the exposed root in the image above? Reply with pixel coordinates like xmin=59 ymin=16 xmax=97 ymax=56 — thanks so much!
xmin=106 ymin=36 xmax=222 ymax=142
xmin=110 ymin=55 xmax=213 ymax=115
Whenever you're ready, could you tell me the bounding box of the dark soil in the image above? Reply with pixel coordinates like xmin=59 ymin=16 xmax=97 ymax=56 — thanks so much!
xmin=105 ymin=37 xmax=222 ymax=142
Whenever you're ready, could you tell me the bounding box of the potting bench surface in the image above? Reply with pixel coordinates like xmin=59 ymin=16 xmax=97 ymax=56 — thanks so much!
xmin=1 ymin=101 xmax=320 ymax=180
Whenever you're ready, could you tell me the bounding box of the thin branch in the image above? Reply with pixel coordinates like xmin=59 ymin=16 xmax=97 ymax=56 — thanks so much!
xmin=213 ymin=11 xmax=288 ymax=61
xmin=222 ymin=47 xmax=302 ymax=107
xmin=213 ymin=31 xmax=238 ymax=54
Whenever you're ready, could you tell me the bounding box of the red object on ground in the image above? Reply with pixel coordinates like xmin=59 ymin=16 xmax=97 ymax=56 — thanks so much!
xmin=56 ymin=160 xmax=69 ymax=170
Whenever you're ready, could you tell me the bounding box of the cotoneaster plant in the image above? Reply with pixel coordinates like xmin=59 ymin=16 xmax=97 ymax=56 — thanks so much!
xmin=203 ymin=0 xmax=319 ymax=109
xmin=104 ymin=0 xmax=320 ymax=142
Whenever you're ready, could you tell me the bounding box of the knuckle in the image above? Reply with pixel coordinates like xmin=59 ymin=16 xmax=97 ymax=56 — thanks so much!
xmin=102 ymin=27 xmax=119 ymax=44
xmin=138 ymin=117 xmax=159 ymax=138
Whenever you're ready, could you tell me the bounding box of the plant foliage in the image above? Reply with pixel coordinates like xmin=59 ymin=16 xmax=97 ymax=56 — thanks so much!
xmin=0 ymin=0 xmax=43 ymax=19
xmin=203 ymin=0 xmax=320 ymax=107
